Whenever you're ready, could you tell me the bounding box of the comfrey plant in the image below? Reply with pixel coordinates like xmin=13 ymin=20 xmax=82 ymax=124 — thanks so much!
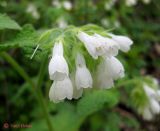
xmin=132 ymin=76 xmax=160 ymax=120
xmin=141 ymin=78 xmax=160 ymax=120
xmin=38 ymin=24 xmax=134 ymax=103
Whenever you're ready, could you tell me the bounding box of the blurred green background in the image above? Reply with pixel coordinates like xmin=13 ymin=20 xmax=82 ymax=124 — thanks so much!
xmin=0 ymin=0 xmax=160 ymax=131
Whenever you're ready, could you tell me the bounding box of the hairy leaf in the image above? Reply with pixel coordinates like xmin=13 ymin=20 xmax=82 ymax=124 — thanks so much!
xmin=0 ymin=14 xmax=21 ymax=30
xmin=0 ymin=24 xmax=38 ymax=52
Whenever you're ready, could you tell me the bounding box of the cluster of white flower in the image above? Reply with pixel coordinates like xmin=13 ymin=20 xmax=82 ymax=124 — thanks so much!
xmin=142 ymin=82 xmax=160 ymax=120
xmin=26 ymin=3 xmax=40 ymax=19
xmin=48 ymin=31 xmax=133 ymax=103
xmin=78 ymin=32 xmax=133 ymax=89
xmin=52 ymin=0 xmax=72 ymax=10
xmin=125 ymin=0 xmax=151 ymax=6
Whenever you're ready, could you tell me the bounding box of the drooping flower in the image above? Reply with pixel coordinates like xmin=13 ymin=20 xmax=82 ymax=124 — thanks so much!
xmin=142 ymin=106 xmax=153 ymax=120
xmin=48 ymin=41 xmax=69 ymax=81
xmin=142 ymin=83 xmax=160 ymax=120
xmin=77 ymin=32 xmax=120 ymax=59
xmin=70 ymin=73 xmax=83 ymax=99
xmin=149 ymin=98 xmax=160 ymax=114
xmin=96 ymin=60 xmax=114 ymax=89
xmin=109 ymin=34 xmax=133 ymax=52
xmin=104 ymin=56 xmax=125 ymax=80
xmin=94 ymin=34 xmax=120 ymax=57
xmin=75 ymin=53 xmax=93 ymax=89
xmin=77 ymin=31 xmax=98 ymax=59
xmin=96 ymin=56 xmax=124 ymax=89
xmin=49 ymin=76 xmax=73 ymax=103
xmin=143 ymin=84 xmax=156 ymax=98
xmin=47 ymin=29 xmax=133 ymax=103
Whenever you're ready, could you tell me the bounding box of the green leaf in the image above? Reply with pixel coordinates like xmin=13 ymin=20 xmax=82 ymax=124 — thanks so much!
xmin=0 ymin=24 xmax=38 ymax=52
xmin=76 ymin=89 xmax=119 ymax=119
xmin=51 ymin=90 xmax=119 ymax=131
xmin=0 ymin=14 xmax=21 ymax=30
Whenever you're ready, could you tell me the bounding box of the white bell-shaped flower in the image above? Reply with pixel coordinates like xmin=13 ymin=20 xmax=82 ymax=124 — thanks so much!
xmin=104 ymin=56 xmax=125 ymax=80
xmin=77 ymin=31 xmax=98 ymax=59
xmin=149 ymin=98 xmax=160 ymax=114
xmin=70 ymin=73 xmax=83 ymax=99
xmin=73 ymin=86 xmax=83 ymax=99
xmin=143 ymin=84 xmax=156 ymax=98
xmin=109 ymin=34 xmax=133 ymax=52
xmin=91 ymin=34 xmax=107 ymax=56
xmin=49 ymin=76 xmax=73 ymax=103
xmin=142 ymin=107 xmax=153 ymax=120
xmin=94 ymin=34 xmax=120 ymax=57
xmin=75 ymin=53 xmax=93 ymax=89
xmin=96 ymin=61 xmax=114 ymax=89
xmin=48 ymin=41 xmax=69 ymax=81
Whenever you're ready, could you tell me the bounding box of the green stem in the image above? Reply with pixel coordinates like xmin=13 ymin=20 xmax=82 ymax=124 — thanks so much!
xmin=1 ymin=52 xmax=53 ymax=131
xmin=1 ymin=52 xmax=34 ymax=87
xmin=36 ymin=54 xmax=54 ymax=131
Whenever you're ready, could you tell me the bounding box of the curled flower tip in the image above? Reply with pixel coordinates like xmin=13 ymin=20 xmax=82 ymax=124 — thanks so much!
xmin=49 ymin=76 xmax=73 ymax=103
xmin=75 ymin=53 xmax=93 ymax=89
xmin=77 ymin=31 xmax=98 ymax=59
xmin=48 ymin=41 xmax=69 ymax=81
xmin=109 ymin=34 xmax=133 ymax=52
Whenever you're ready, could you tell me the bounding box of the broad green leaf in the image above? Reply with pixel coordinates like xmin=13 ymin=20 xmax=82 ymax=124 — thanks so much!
xmin=0 ymin=24 xmax=38 ymax=52
xmin=51 ymin=90 xmax=119 ymax=131
xmin=25 ymin=90 xmax=119 ymax=131
xmin=76 ymin=89 xmax=119 ymax=119
xmin=0 ymin=14 xmax=21 ymax=30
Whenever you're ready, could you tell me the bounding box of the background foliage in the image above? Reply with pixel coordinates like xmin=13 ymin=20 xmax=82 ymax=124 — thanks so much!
xmin=0 ymin=0 xmax=160 ymax=131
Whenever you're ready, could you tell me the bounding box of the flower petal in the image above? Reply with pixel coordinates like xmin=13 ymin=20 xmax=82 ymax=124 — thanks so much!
xmin=52 ymin=41 xmax=64 ymax=56
xmin=48 ymin=55 xmax=69 ymax=81
xmin=96 ymin=61 xmax=114 ymax=89
xmin=142 ymin=106 xmax=153 ymax=120
xmin=75 ymin=53 xmax=93 ymax=89
xmin=149 ymin=98 xmax=160 ymax=114
xmin=110 ymin=34 xmax=133 ymax=52
xmin=49 ymin=76 xmax=73 ymax=103
xmin=105 ymin=56 xmax=125 ymax=80
xmin=75 ymin=67 xmax=93 ymax=89
xmin=77 ymin=31 xmax=98 ymax=59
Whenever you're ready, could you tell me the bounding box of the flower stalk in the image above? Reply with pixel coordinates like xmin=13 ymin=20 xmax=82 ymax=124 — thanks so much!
xmin=1 ymin=52 xmax=54 ymax=131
